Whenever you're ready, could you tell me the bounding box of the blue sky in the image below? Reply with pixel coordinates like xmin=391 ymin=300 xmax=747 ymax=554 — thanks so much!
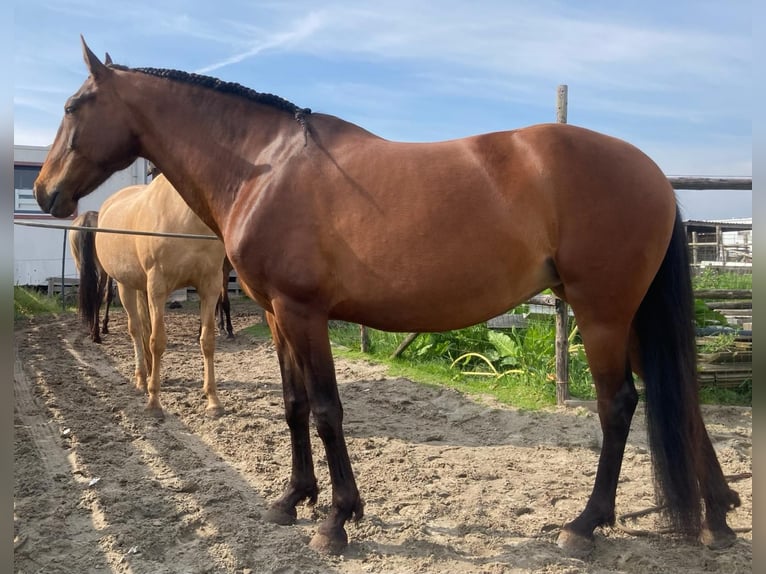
xmin=15 ymin=0 xmax=751 ymax=219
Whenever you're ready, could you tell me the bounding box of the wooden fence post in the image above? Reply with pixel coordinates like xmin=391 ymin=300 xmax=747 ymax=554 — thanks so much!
xmin=360 ymin=324 xmax=370 ymax=353
xmin=555 ymin=85 xmax=571 ymax=404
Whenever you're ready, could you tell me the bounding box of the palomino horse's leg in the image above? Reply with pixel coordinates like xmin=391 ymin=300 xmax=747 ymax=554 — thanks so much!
xmin=197 ymin=283 xmax=224 ymax=417
xmin=92 ymin=268 xmax=109 ymax=342
xmin=144 ymin=281 xmax=168 ymax=417
xmin=222 ymin=292 xmax=234 ymax=338
xmin=117 ymin=285 xmax=149 ymax=393
xmin=267 ymin=303 xmax=363 ymax=554
xmin=262 ymin=311 xmax=320 ymax=525
xmin=557 ymin=319 xmax=636 ymax=557
xmin=216 ymin=293 xmax=234 ymax=338
xmin=102 ymin=276 xmax=114 ymax=335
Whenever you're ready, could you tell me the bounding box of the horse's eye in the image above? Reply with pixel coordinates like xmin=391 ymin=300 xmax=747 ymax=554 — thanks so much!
xmin=65 ymin=103 xmax=77 ymax=114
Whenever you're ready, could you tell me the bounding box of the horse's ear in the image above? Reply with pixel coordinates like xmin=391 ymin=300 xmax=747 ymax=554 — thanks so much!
xmin=80 ymin=35 xmax=109 ymax=80
xmin=104 ymin=52 xmax=113 ymax=66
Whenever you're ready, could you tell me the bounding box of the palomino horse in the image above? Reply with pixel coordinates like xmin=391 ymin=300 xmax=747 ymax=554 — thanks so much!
xmin=69 ymin=210 xmax=115 ymax=343
xmin=73 ymin=173 xmax=228 ymax=418
xmin=147 ymin=163 xmax=236 ymax=339
xmin=34 ymin=38 xmax=741 ymax=556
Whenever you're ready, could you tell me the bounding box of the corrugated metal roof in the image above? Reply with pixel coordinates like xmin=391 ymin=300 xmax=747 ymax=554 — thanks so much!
xmin=684 ymin=218 xmax=751 ymax=230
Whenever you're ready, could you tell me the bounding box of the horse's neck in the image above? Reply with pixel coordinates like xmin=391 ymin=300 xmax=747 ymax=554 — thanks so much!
xmin=124 ymin=75 xmax=293 ymax=232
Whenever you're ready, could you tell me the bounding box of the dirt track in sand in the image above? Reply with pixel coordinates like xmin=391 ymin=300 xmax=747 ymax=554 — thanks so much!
xmin=14 ymin=298 xmax=752 ymax=573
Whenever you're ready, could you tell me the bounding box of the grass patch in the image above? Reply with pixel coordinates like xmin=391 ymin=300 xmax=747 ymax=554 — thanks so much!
xmin=14 ymin=286 xmax=74 ymax=320
xmin=692 ymin=268 xmax=752 ymax=290
xmin=699 ymin=381 xmax=752 ymax=406
xmin=247 ymin=315 xmax=594 ymax=410
xmin=244 ymin=308 xmax=749 ymax=409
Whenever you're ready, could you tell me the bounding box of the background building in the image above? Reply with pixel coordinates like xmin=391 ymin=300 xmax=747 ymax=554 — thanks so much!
xmin=13 ymin=145 xmax=152 ymax=286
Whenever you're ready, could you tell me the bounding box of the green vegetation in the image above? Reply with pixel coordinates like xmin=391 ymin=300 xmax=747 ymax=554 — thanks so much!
xmin=13 ymin=286 xmax=73 ymax=320
xmin=692 ymin=268 xmax=752 ymax=290
xmin=698 ymin=379 xmax=751 ymax=405
xmin=323 ymin=312 xmax=595 ymax=410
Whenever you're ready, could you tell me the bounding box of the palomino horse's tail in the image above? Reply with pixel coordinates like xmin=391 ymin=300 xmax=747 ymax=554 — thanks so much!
xmin=633 ymin=208 xmax=702 ymax=534
xmin=75 ymin=219 xmax=106 ymax=342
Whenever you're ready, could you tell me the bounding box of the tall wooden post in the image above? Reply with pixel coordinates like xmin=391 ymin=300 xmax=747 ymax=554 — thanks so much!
xmin=555 ymin=85 xmax=570 ymax=405
xmin=360 ymin=324 xmax=370 ymax=353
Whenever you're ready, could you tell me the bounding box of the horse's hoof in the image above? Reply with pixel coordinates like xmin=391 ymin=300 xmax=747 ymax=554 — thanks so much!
xmin=700 ymin=526 xmax=737 ymax=550
xmin=309 ymin=527 xmax=348 ymax=555
xmin=557 ymin=528 xmax=595 ymax=558
xmin=263 ymin=504 xmax=296 ymax=526
xmin=145 ymin=405 xmax=165 ymax=419
xmin=205 ymin=405 xmax=225 ymax=418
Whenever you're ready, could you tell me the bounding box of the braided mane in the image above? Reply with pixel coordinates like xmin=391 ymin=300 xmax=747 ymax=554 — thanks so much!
xmin=109 ymin=63 xmax=311 ymax=118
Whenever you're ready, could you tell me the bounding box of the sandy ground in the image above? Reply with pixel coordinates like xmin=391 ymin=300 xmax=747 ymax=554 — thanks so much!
xmin=14 ymin=297 xmax=751 ymax=574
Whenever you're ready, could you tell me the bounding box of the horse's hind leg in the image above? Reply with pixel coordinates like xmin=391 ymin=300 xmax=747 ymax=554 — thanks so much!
xmin=216 ymin=292 xmax=233 ymax=338
xmin=698 ymin=418 xmax=741 ymax=547
xmin=262 ymin=311 xmax=320 ymax=525
xmin=222 ymin=292 xmax=234 ymax=338
xmin=102 ymin=276 xmax=114 ymax=334
xmin=557 ymin=317 xmax=637 ymax=557
xmin=93 ymin=269 xmax=108 ymax=341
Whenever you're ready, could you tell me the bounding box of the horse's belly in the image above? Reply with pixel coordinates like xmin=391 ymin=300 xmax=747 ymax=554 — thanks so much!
xmin=332 ymin=255 xmax=555 ymax=332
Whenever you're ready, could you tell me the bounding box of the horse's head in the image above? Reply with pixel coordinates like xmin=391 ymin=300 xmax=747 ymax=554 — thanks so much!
xmin=34 ymin=36 xmax=140 ymax=217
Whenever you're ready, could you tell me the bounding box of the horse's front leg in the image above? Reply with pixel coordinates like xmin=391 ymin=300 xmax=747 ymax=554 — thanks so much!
xmin=262 ymin=311 xmax=320 ymax=525
xmin=268 ymin=304 xmax=363 ymax=554
xmin=198 ymin=287 xmax=223 ymax=417
xmin=118 ymin=285 xmax=148 ymax=392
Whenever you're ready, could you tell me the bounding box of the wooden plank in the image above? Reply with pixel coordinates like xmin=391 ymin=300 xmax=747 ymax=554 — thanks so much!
xmin=46 ymin=276 xmax=79 ymax=296
xmin=487 ymin=314 xmax=528 ymax=329
xmin=698 ymin=350 xmax=752 ymax=364
xmin=668 ymin=176 xmax=752 ymax=190
xmin=694 ymin=289 xmax=752 ymax=300
xmin=705 ymin=300 xmax=752 ymax=310
xmin=698 ymin=362 xmax=752 ymax=373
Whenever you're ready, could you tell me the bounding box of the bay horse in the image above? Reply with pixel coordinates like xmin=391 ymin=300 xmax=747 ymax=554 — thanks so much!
xmin=73 ymin=173 xmax=228 ymax=418
xmin=33 ymin=37 xmax=741 ymax=556
xmin=69 ymin=210 xmax=115 ymax=343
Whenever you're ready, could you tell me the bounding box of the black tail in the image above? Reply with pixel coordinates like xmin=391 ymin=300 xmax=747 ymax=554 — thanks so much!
xmin=633 ymin=208 xmax=702 ymax=535
xmin=77 ymin=224 xmax=104 ymax=341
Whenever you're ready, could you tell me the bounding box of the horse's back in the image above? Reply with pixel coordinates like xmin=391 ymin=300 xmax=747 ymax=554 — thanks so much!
xmin=229 ymin=121 xmax=677 ymax=331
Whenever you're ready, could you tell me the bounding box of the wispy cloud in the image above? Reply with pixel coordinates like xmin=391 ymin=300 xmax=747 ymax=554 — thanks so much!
xmin=14 ymin=0 xmax=751 ymax=194
xmin=192 ymin=1 xmax=748 ymax=93
xmin=195 ymin=11 xmax=326 ymax=74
